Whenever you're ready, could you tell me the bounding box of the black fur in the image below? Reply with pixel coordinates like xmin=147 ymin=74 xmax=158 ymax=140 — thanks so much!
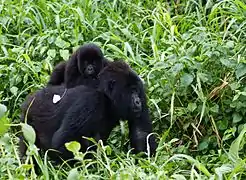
xmin=47 ymin=61 xmax=66 ymax=86
xmin=47 ymin=43 xmax=108 ymax=88
xmin=20 ymin=61 xmax=156 ymax=162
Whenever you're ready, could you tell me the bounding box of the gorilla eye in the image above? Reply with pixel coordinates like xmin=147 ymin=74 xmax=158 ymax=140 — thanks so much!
xmin=131 ymin=88 xmax=139 ymax=94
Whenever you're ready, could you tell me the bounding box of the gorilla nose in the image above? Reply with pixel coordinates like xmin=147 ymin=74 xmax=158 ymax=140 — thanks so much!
xmin=135 ymin=98 xmax=142 ymax=108
xmin=86 ymin=65 xmax=95 ymax=75
xmin=135 ymin=99 xmax=140 ymax=105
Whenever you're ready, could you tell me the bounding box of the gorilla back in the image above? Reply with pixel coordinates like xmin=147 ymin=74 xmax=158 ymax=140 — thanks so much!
xmin=20 ymin=85 xmax=108 ymax=159
xmin=20 ymin=61 xmax=156 ymax=162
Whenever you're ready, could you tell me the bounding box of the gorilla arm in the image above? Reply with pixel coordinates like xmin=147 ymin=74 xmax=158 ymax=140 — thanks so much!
xmin=64 ymin=52 xmax=81 ymax=88
xmin=47 ymin=61 xmax=66 ymax=86
xmin=128 ymin=92 xmax=157 ymax=156
xmin=128 ymin=106 xmax=157 ymax=156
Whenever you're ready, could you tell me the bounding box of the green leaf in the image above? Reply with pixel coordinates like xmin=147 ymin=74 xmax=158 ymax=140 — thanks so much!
xmin=20 ymin=164 xmax=33 ymax=171
xmin=220 ymin=58 xmax=236 ymax=68
xmin=240 ymin=91 xmax=246 ymax=96
xmin=10 ymin=86 xmax=18 ymax=96
xmin=40 ymin=46 xmax=48 ymax=55
xmin=198 ymin=141 xmax=208 ymax=151
xmin=67 ymin=168 xmax=79 ymax=180
xmin=232 ymin=93 xmax=240 ymax=101
xmin=124 ymin=42 xmax=135 ymax=60
xmin=167 ymin=154 xmax=211 ymax=177
xmin=55 ymin=15 xmax=60 ymax=30
xmin=218 ymin=119 xmax=228 ymax=130
xmin=171 ymin=174 xmax=186 ymax=180
xmin=229 ymin=82 xmax=240 ymax=90
xmin=55 ymin=37 xmax=70 ymax=49
xmin=215 ymin=164 xmax=233 ymax=180
xmin=229 ymin=124 xmax=246 ymax=161
xmin=222 ymin=127 xmax=236 ymax=141
xmin=21 ymin=123 xmax=36 ymax=145
xmin=171 ymin=63 xmax=184 ymax=76
xmin=23 ymin=74 xmax=28 ymax=84
xmin=47 ymin=49 xmax=56 ymax=58
xmin=197 ymin=72 xmax=209 ymax=83
xmin=107 ymin=44 xmax=124 ymax=55
xmin=235 ymin=63 xmax=246 ymax=79
xmin=0 ymin=104 xmax=7 ymax=119
xmin=187 ymin=103 xmax=197 ymax=112
xmin=0 ymin=114 xmax=9 ymax=136
xmin=180 ymin=73 xmax=193 ymax=87
xmin=60 ymin=49 xmax=70 ymax=60
xmin=210 ymin=104 xmax=219 ymax=113
xmin=105 ymin=145 xmax=112 ymax=155
xmin=232 ymin=112 xmax=242 ymax=123
xmin=225 ymin=41 xmax=234 ymax=49
xmin=65 ymin=141 xmax=81 ymax=153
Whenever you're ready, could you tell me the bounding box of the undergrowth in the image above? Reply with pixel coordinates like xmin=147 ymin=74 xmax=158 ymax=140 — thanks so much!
xmin=0 ymin=0 xmax=246 ymax=179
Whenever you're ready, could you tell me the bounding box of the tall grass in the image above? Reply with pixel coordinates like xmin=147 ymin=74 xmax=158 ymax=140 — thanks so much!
xmin=0 ymin=0 xmax=245 ymax=179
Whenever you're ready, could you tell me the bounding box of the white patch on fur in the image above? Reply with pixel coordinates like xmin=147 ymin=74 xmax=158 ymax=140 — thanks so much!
xmin=52 ymin=88 xmax=68 ymax=104
xmin=53 ymin=94 xmax=61 ymax=104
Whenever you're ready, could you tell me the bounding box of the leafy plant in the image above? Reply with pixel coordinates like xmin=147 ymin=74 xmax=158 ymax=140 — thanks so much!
xmin=0 ymin=0 xmax=245 ymax=178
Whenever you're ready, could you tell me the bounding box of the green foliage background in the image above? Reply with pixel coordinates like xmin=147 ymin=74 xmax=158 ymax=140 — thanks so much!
xmin=0 ymin=0 xmax=245 ymax=179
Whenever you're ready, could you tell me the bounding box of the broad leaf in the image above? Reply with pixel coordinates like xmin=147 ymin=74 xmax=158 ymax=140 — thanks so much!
xmin=180 ymin=73 xmax=193 ymax=87
xmin=236 ymin=63 xmax=246 ymax=79
xmin=65 ymin=141 xmax=81 ymax=153
xmin=21 ymin=123 xmax=36 ymax=145
xmin=0 ymin=104 xmax=7 ymax=119
xmin=47 ymin=49 xmax=56 ymax=58
xmin=55 ymin=37 xmax=70 ymax=49
xmin=67 ymin=168 xmax=79 ymax=180
xmin=229 ymin=124 xmax=246 ymax=161
xmin=232 ymin=112 xmax=242 ymax=123
xmin=60 ymin=49 xmax=70 ymax=60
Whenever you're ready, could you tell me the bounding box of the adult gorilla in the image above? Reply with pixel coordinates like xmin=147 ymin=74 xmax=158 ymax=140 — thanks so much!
xmin=20 ymin=61 xmax=156 ymax=162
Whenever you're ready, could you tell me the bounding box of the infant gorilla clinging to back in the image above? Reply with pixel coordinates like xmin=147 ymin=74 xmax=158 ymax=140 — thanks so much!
xmin=47 ymin=43 xmax=109 ymax=88
xmin=20 ymin=60 xmax=157 ymax=162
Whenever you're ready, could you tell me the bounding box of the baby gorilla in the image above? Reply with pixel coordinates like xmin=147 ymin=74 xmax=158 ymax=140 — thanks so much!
xmin=20 ymin=61 xmax=156 ymax=162
xmin=47 ymin=43 xmax=108 ymax=88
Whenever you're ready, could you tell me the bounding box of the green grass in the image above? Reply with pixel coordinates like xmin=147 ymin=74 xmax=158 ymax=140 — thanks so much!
xmin=0 ymin=0 xmax=246 ymax=179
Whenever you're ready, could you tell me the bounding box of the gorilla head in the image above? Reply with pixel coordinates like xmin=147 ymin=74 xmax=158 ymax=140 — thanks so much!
xmin=48 ymin=43 xmax=108 ymax=88
xmin=76 ymin=43 xmax=104 ymax=78
xmin=98 ymin=61 xmax=146 ymax=119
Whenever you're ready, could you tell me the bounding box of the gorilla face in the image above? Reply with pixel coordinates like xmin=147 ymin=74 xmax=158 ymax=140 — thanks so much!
xmin=77 ymin=44 xmax=104 ymax=78
xmin=85 ymin=64 xmax=95 ymax=75
xmin=81 ymin=59 xmax=102 ymax=78
xmin=131 ymin=91 xmax=142 ymax=113
xmin=98 ymin=61 xmax=146 ymax=119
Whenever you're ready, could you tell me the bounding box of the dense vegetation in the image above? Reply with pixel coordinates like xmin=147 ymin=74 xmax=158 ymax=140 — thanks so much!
xmin=0 ymin=0 xmax=245 ymax=179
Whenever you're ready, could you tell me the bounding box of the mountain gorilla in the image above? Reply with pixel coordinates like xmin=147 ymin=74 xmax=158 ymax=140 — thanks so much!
xmin=47 ymin=43 xmax=108 ymax=88
xmin=20 ymin=61 xmax=156 ymax=162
